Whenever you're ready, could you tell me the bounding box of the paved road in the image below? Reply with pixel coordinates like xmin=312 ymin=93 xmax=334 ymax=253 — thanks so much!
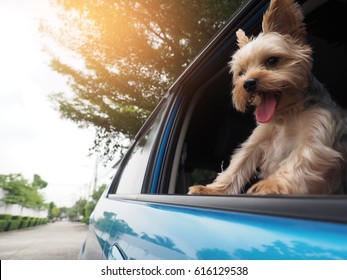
xmin=0 ymin=221 xmax=88 ymax=260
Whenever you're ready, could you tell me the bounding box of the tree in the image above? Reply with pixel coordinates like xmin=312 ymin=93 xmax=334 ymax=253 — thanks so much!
xmin=59 ymin=206 xmax=68 ymax=219
xmin=0 ymin=174 xmax=47 ymax=208
xmin=67 ymin=198 xmax=88 ymax=221
xmin=51 ymin=205 xmax=60 ymax=219
xmin=82 ymin=184 xmax=107 ymax=224
xmin=66 ymin=184 xmax=107 ymax=223
xmin=91 ymin=184 xmax=107 ymax=202
xmin=32 ymin=174 xmax=48 ymax=189
xmin=42 ymin=0 xmax=244 ymax=162
xmin=48 ymin=201 xmax=60 ymax=220
xmin=82 ymin=201 xmax=96 ymax=224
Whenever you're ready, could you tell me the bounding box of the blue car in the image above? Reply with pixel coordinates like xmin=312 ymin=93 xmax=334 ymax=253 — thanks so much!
xmin=79 ymin=0 xmax=347 ymax=260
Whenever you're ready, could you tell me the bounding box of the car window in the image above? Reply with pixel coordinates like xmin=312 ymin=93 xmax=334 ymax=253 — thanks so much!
xmin=164 ymin=0 xmax=347 ymax=195
xmin=113 ymin=99 xmax=169 ymax=194
xmin=104 ymin=0 xmax=347 ymax=235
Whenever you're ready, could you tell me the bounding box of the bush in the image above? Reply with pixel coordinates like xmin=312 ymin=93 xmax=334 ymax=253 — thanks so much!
xmin=7 ymin=220 xmax=21 ymax=231
xmin=27 ymin=217 xmax=34 ymax=227
xmin=28 ymin=218 xmax=35 ymax=227
xmin=81 ymin=217 xmax=90 ymax=225
xmin=30 ymin=218 xmax=38 ymax=227
xmin=0 ymin=214 xmax=12 ymax=220
xmin=11 ymin=215 xmax=22 ymax=221
xmin=20 ymin=220 xmax=29 ymax=229
xmin=19 ymin=216 xmax=30 ymax=228
xmin=10 ymin=216 xmax=23 ymax=231
xmin=0 ymin=220 xmax=9 ymax=232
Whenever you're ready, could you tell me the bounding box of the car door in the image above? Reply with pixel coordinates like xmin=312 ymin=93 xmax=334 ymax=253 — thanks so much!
xmin=102 ymin=84 xmax=347 ymax=259
xmin=103 ymin=92 xmax=347 ymax=260
xmin=80 ymin=0 xmax=347 ymax=260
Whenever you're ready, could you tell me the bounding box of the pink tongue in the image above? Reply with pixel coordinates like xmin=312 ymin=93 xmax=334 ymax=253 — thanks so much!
xmin=255 ymin=93 xmax=278 ymax=123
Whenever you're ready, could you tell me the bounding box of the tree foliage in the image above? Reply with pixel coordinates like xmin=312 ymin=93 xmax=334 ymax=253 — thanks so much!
xmin=66 ymin=198 xmax=87 ymax=221
xmin=0 ymin=174 xmax=47 ymax=208
xmin=42 ymin=0 xmax=244 ymax=161
xmin=91 ymin=183 xmax=107 ymax=202
xmin=66 ymin=184 xmax=107 ymax=223
xmin=48 ymin=201 xmax=61 ymax=220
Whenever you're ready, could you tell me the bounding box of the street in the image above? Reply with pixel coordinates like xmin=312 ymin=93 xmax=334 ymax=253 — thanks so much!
xmin=0 ymin=221 xmax=88 ymax=260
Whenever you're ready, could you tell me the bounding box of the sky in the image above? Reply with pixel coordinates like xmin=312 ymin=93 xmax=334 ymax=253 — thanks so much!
xmin=0 ymin=0 xmax=109 ymax=207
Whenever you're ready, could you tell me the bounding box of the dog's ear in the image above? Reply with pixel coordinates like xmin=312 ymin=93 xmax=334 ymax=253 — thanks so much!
xmin=236 ymin=29 xmax=250 ymax=48
xmin=262 ymin=0 xmax=306 ymax=41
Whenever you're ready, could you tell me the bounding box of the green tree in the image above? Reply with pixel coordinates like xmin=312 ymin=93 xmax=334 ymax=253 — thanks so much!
xmin=59 ymin=206 xmax=68 ymax=219
xmin=66 ymin=207 xmax=78 ymax=221
xmin=82 ymin=201 xmax=96 ymax=224
xmin=51 ymin=205 xmax=60 ymax=219
xmin=42 ymin=0 xmax=244 ymax=162
xmin=0 ymin=174 xmax=47 ymax=208
xmin=68 ymin=198 xmax=88 ymax=221
xmin=68 ymin=184 xmax=107 ymax=224
xmin=91 ymin=184 xmax=107 ymax=202
xmin=48 ymin=201 xmax=59 ymax=220
xmin=82 ymin=184 xmax=107 ymax=224
xmin=32 ymin=174 xmax=48 ymax=189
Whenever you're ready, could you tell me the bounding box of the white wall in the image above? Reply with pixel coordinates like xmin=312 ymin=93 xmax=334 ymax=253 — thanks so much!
xmin=0 ymin=203 xmax=48 ymax=218
xmin=0 ymin=188 xmax=48 ymax=218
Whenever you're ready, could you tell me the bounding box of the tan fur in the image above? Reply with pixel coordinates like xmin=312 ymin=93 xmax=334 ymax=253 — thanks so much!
xmin=236 ymin=29 xmax=250 ymax=48
xmin=188 ymin=0 xmax=347 ymax=195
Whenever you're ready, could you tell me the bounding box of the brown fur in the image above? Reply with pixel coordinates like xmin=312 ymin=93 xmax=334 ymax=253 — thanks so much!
xmin=188 ymin=0 xmax=347 ymax=195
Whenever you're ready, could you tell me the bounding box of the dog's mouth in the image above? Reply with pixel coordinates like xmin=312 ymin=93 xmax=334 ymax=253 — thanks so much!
xmin=250 ymin=92 xmax=282 ymax=123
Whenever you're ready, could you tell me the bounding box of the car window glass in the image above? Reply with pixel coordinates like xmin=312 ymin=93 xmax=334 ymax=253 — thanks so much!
xmin=115 ymin=101 xmax=168 ymax=194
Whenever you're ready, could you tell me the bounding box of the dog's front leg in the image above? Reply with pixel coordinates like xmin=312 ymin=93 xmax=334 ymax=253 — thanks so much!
xmin=247 ymin=112 xmax=343 ymax=195
xmin=188 ymin=125 xmax=267 ymax=195
xmin=247 ymin=143 xmax=342 ymax=195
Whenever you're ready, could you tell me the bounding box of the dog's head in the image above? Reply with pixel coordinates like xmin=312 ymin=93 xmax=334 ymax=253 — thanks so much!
xmin=230 ymin=0 xmax=312 ymax=123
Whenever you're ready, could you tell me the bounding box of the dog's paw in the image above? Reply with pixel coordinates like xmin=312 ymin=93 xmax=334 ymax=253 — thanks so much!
xmin=188 ymin=185 xmax=226 ymax=195
xmin=247 ymin=179 xmax=289 ymax=195
xmin=188 ymin=185 xmax=207 ymax=195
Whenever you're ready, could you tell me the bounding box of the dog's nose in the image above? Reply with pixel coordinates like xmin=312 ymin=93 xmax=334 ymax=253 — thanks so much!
xmin=243 ymin=78 xmax=258 ymax=92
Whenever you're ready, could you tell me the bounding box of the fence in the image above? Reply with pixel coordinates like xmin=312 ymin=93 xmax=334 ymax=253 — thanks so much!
xmin=0 ymin=203 xmax=48 ymax=218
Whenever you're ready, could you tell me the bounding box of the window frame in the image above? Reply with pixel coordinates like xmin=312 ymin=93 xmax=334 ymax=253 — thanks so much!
xmin=108 ymin=193 xmax=347 ymax=224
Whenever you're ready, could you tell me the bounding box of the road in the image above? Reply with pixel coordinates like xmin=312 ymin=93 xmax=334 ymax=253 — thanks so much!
xmin=0 ymin=221 xmax=88 ymax=260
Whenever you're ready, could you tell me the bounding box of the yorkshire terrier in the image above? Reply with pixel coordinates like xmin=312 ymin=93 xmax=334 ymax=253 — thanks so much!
xmin=188 ymin=0 xmax=347 ymax=195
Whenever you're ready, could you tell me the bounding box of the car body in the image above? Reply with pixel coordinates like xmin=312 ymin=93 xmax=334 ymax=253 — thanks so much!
xmin=79 ymin=0 xmax=347 ymax=260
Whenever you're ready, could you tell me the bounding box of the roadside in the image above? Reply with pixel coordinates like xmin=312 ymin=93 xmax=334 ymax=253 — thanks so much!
xmin=0 ymin=221 xmax=88 ymax=260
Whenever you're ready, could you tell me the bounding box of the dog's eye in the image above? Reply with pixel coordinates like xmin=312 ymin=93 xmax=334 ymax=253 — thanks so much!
xmin=265 ymin=57 xmax=279 ymax=67
xmin=238 ymin=70 xmax=245 ymax=76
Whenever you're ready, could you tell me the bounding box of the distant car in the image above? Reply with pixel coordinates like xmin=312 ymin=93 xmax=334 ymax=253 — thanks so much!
xmin=79 ymin=0 xmax=347 ymax=260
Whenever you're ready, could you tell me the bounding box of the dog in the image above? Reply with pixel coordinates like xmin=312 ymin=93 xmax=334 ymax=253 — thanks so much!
xmin=188 ymin=0 xmax=347 ymax=195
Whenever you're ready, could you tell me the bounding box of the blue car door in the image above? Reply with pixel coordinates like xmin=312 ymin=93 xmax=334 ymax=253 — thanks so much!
xmin=96 ymin=90 xmax=347 ymax=260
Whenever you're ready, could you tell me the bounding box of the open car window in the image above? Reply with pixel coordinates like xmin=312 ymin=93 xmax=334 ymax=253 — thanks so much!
xmin=106 ymin=0 xmax=347 ymax=230
xmin=166 ymin=0 xmax=347 ymax=196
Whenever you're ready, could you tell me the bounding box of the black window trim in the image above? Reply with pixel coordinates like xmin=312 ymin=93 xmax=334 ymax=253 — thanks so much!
xmin=108 ymin=194 xmax=347 ymax=224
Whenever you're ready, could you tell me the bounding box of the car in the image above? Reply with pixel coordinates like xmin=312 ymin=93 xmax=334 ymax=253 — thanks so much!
xmin=79 ymin=0 xmax=347 ymax=260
